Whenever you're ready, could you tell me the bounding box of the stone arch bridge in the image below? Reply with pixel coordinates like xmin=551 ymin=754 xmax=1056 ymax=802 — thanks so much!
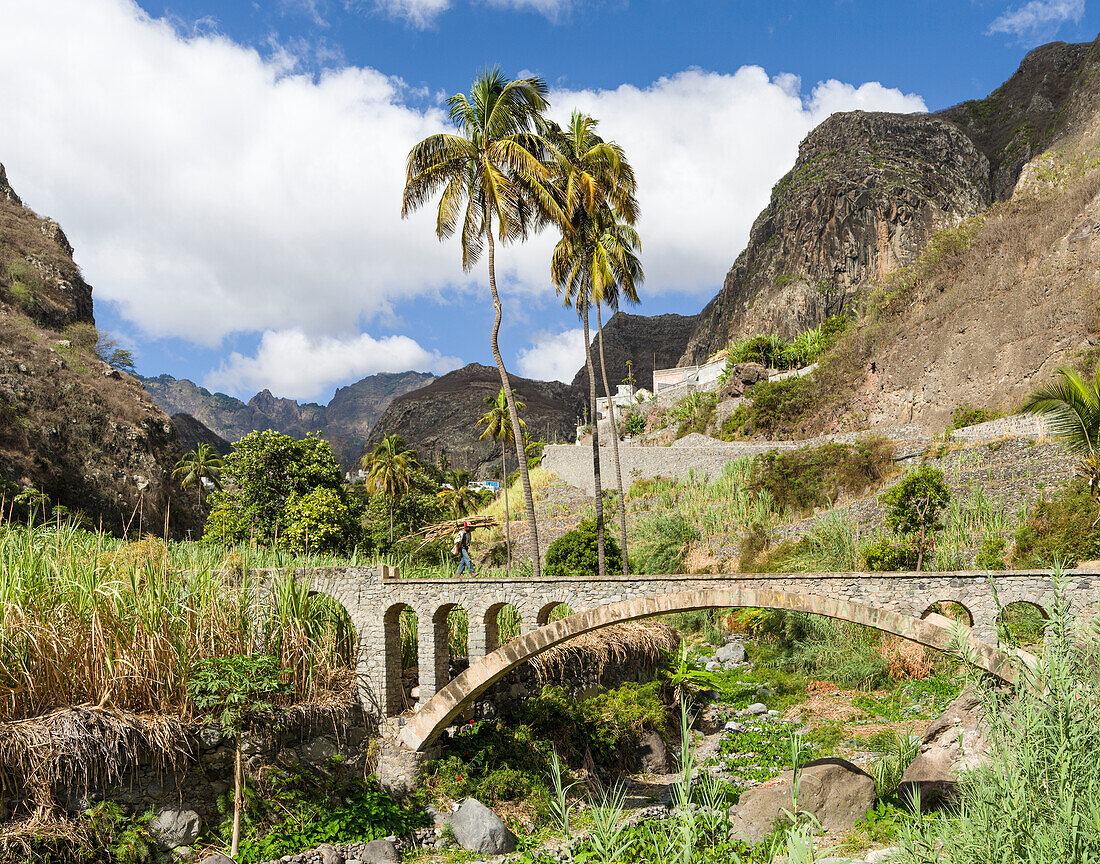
xmin=284 ymin=566 xmax=1096 ymax=751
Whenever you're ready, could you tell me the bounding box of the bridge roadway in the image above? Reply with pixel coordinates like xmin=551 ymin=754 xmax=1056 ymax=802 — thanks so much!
xmin=284 ymin=565 xmax=1096 ymax=746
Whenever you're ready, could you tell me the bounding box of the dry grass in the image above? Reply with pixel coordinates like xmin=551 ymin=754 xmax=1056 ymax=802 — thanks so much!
xmin=0 ymin=706 xmax=189 ymax=815
xmin=529 ymin=620 xmax=678 ymax=682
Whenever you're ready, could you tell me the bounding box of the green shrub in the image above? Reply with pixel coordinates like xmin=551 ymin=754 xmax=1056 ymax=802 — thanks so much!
xmin=976 ymin=534 xmax=1007 ymax=570
xmin=753 ymin=611 xmax=893 ymax=689
xmin=544 ymin=519 xmax=623 ymax=578
xmin=622 ymin=411 xmax=646 ymax=436
xmin=1013 ymin=479 xmax=1100 ymax=567
xmin=862 ymin=537 xmax=920 ymax=571
xmin=669 ymin=391 xmax=718 ymax=437
xmin=631 ymin=512 xmax=700 ymax=574
xmin=951 ymin=404 xmax=1001 ymax=430
xmin=752 ymin=438 xmax=894 ymax=514
xmin=721 ymin=376 xmax=817 ymax=438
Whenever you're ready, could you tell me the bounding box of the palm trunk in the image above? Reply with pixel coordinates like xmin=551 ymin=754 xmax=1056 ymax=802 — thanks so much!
xmin=389 ymin=502 xmax=394 ymax=544
xmin=485 ymin=225 xmax=541 ymax=576
xmin=596 ymin=305 xmax=629 ymax=576
xmin=231 ymin=740 xmax=243 ymax=859
xmin=502 ymin=441 xmax=511 ymax=574
xmin=583 ymin=308 xmax=605 ymax=578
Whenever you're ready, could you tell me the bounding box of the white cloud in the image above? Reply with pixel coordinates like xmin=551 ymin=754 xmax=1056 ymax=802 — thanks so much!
xmin=494 ymin=69 xmax=927 ymax=299
xmin=987 ymin=0 xmax=1084 ymax=39
xmin=0 ymin=0 xmax=928 ymax=387
xmin=371 ymin=0 xmax=452 ymax=27
xmin=516 ymin=328 xmax=587 ymax=383
xmin=204 ymin=329 xmax=460 ymax=401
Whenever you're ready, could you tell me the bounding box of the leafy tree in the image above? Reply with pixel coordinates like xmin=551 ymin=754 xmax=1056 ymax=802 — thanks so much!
xmin=173 ymin=442 xmax=225 ymax=511
xmin=477 ymin=387 xmax=526 ymax=570
xmin=546 ymin=111 xmax=640 ymax=577
xmin=282 ymin=487 xmax=363 ymax=555
xmin=1021 ymin=365 xmax=1100 ymax=521
xmin=187 ymin=654 xmax=291 ymax=860
xmin=881 ymin=466 xmax=951 ymax=571
xmin=204 ymin=431 xmax=353 ymax=548
xmin=362 ymin=435 xmax=422 ymax=542
xmin=402 ymin=68 xmax=557 ymax=577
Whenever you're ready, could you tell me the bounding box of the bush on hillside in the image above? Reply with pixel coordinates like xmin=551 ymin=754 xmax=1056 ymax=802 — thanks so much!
xmin=752 ymin=438 xmax=895 ymax=514
xmin=1013 ymin=479 xmax=1100 ymax=567
xmin=544 ymin=519 xmax=623 ymax=578
xmin=862 ymin=536 xmax=921 ymax=571
xmin=720 ymin=375 xmax=817 ymax=438
xmin=631 ymin=513 xmax=700 ymax=574
xmin=950 ymin=403 xmax=1001 ymax=430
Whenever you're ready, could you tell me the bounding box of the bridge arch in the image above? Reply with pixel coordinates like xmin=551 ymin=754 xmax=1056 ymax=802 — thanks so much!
xmin=399 ymin=587 xmax=1036 ymax=752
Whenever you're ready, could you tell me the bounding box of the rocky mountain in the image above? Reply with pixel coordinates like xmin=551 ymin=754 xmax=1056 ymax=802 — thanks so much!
xmin=365 ymin=363 xmax=585 ymax=476
xmin=171 ymin=413 xmax=230 ymax=456
xmin=569 ymin=312 xmax=699 ymax=395
xmin=676 ymin=38 xmax=1100 ymax=367
xmin=0 ymin=163 xmax=199 ymax=535
xmin=140 ymin=370 xmax=435 ymax=470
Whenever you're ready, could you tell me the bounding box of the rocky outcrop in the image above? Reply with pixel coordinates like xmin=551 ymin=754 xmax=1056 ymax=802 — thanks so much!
xmin=680 ymin=112 xmax=991 ymax=364
xmin=446 ymin=797 xmax=516 ymax=855
xmin=570 ymin=312 xmax=699 ymax=394
xmin=140 ymin=371 xmax=435 ymax=470
xmin=0 ymin=163 xmax=199 ymax=536
xmin=365 ymin=363 xmax=585 ymax=476
xmin=936 ymin=39 xmax=1098 ymax=200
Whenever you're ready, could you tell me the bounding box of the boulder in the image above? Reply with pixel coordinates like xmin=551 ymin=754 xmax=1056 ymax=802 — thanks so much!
xmin=318 ymin=844 xmax=343 ymax=864
xmin=446 ymin=797 xmax=516 ymax=854
xmin=635 ymin=730 xmax=671 ymax=774
xmin=715 ymin=643 xmax=746 ymax=664
xmin=747 ymin=702 xmax=768 ymax=715
xmin=719 ymin=363 xmax=768 ymax=398
xmin=199 ymin=854 xmax=234 ymax=864
xmin=149 ymin=809 xmax=201 ymax=850
xmin=899 ymin=689 xmax=989 ymax=809
xmin=731 ymin=758 xmax=876 ymax=842
xmin=361 ymin=838 xmax=401 ymax=863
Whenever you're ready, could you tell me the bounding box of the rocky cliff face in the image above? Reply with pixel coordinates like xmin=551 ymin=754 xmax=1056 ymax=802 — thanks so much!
xmin=140 ymin=371 xmax=436 ymax=471
xmin=570 ymin=312 xmax=699 ymax=395
xmin=0 ymin=163 xmax=199 ymax=535
xmin=365 ymin=363 xmax=585 ymax=476
xmin=170 ymin=413 xmax=230 ymax=456
xmin=679 ymin=111 xmax=992 ymax=364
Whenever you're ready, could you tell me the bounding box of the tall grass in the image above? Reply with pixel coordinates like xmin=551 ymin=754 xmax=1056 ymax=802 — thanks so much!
xmin=0 ymin=521 xmax=355 ymax=721
xmin=899 ymin=576 xmax=1100 ymax=864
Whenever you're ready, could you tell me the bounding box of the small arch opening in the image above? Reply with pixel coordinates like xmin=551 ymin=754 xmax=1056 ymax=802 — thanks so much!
xmin=537 ymin=602 xmax=573 ymax=626
xmin=434 ymin=603 xmax=469 ymax=679
xmin=997 ymin=601 xmax=1048 ymax=648
xmin=921 ymin=601 xmax=974 ymax=627
xmin=383 ymin=603 xmax=418 ymax=715
xmin=484 ymin=602 xmax=521 ymax=653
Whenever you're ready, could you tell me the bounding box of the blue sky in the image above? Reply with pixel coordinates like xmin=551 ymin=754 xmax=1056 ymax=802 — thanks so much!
xmin=1 ymin=0 xmax=1097 ymax=402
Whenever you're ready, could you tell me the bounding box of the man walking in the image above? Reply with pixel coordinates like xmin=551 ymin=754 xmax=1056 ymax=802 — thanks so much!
xmin=453 ymin=520 xmax=476 ymax=576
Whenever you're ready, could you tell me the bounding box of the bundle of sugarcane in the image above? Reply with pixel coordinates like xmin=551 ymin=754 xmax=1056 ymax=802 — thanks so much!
xmin=398 ymin=515 xmax=498 ymax=553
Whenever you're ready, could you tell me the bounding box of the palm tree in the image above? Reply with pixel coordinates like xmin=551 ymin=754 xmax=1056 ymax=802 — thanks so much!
xmin=477 ymin=387 xmax=527 ymax=572
xmin=438 ymin=469 xmax=480 ymax=518
xmin=402 ymin=68 xmax=559 ymax=578
xmin=593 ymin=221 xmax=643 ymax=575
xmin=1021 ymin=365 xmax=1100 ymax=519
xmin=363 ymin=434 xmax=422 ymax=542
xmin=546 ymin=111 xmax=639 ymax=577
xmin=173 ymin=443 xmax=225 ymax=511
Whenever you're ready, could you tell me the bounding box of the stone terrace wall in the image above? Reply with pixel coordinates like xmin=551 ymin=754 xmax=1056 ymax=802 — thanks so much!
xmin=542 ymin=427 xmax=929 ymax=496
